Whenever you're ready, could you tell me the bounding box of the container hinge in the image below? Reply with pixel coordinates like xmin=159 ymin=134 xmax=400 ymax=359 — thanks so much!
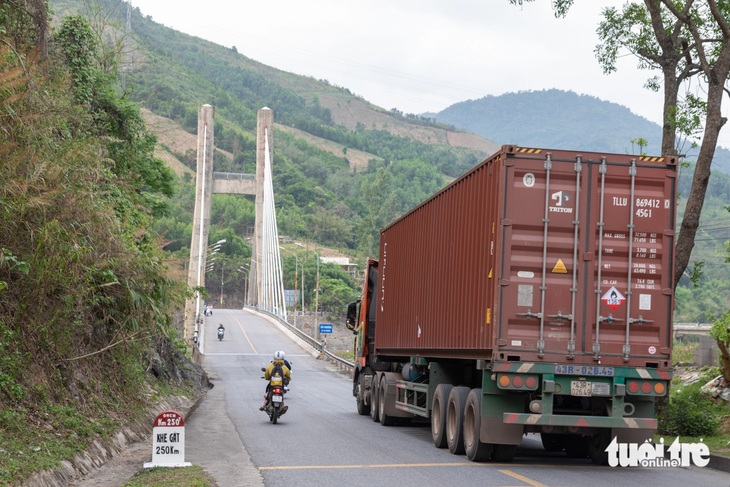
xmin=628 ymin=316 xmax=653 ymax=325
xmin=622 ymin=343 xmax=631 ymax=362
xmin=567 ymin=340 xmax=575 ymax=360
xmin=537 ymin=339 xmax=545 ymax=358
xmin=517 ymin=310 xmax=542 ymax=320
xmin=592 ymin=341 xmax=601 ymax=362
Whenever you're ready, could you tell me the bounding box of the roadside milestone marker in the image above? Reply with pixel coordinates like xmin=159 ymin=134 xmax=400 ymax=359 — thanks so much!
xmin=143 ymin=410 xmax=192 ymax=468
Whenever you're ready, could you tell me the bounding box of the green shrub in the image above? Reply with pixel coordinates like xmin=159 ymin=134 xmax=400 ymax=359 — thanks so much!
xmin=658 ymin=386 xmax=720 ymax=437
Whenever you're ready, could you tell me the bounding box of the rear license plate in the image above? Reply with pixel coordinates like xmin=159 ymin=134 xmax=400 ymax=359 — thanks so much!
xmin=571 ymin=380 xmax=591 ymax=397
xmin=272 ymin=395 xmax=283 ymax=403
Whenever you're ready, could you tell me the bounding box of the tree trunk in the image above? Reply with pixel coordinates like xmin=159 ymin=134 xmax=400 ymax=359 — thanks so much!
xmin=717 ymin=339 xmax=730 ymax=383
xmin=673 ymin=53 xmax=730 ymax=286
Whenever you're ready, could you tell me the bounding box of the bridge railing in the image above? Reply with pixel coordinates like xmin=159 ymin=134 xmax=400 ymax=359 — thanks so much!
xmin=213 ymin=172 xmax=255 ymax=180
xmin=246 ymin=306 xmax=355 ymax=370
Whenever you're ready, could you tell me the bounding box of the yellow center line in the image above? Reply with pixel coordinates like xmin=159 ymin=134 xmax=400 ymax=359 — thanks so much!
xmin=234 ymin=316 xmax=257 ymax=354
xmin=499 ymin=469 xmax=547 ymax=487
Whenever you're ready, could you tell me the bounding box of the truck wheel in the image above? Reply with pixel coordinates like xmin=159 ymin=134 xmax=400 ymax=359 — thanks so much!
xmin=356 ymin=376 xmax=370 ymax=416
xmin=446 ymin=386 xmax=470 ymax=455
xmin=564 ymin=436 xmax=589 ymax=459
xmin=587 ymin=430 xmax=610 ymax=465
xmin=378 ymin=375 xmax=396 ymax=426
xmin=370 ymin=375 xmax=380 ymax=423
xmin=431 ymin=384 xmax=453 ymax=448
xmin=491 ymin=444 xmax=516 ymax=462
xmin=540 ymin=433 xmax=565 ymax=452
xmin=464 ymin=388 xmax=492 ymax=462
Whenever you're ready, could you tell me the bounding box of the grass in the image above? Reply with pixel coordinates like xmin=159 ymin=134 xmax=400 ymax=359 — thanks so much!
xmin=673 ymin=340 xmax=696 ymax=365
xmin=123 ymin=466 xmax=215 ymax=486
xmin=0 ymin=399 xmax=146 ymax=486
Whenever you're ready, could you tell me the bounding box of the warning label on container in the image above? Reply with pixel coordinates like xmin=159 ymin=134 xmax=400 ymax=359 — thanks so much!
xmin=601 ymin=286 xmax=626 ymax=311
xmin=552 ymin=259 xmax=567 ymax=274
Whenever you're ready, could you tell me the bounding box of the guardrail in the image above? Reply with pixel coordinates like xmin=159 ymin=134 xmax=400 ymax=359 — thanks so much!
xmin=247 ymin=306 xmax=355 ymax=370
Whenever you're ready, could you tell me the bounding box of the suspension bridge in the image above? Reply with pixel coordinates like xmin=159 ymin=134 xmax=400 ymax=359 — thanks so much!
xmin=183 ymin=105 xmax=286 ymax=345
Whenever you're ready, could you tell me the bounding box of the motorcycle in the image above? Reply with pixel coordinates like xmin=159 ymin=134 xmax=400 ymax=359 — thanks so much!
xmin=261 ymin=367 xmax=287 ymax=424
xmin=217 ymin=328 xmax=224 ymax=341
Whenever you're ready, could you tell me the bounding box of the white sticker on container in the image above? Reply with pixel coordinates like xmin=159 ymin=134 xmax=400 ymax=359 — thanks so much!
xmin=639 ymin=294 xmax=652 ymax=310
xmin=523 ymin=173 xmax=536 ymax=188
xmin=518 ymin=285 xmax=534 ymax=307
xmin=511 ymin=340 xmax=522 ymax=347
xmin=517 ymin=271 xmax=534 ymax=278
xmin=648 ymin=346 xmax=656 ymax=355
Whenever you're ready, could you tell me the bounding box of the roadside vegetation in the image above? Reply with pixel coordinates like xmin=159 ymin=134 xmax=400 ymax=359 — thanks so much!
xmin=0 ymin=6 xmax=205 ymax=486
xmin=123 ymin=466 xmax=215 ymax=487
xmin=658 ymin=339 xmax=730 ymax=457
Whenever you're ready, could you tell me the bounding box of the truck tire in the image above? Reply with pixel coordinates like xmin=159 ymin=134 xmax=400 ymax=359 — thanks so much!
xmin=491 ymin=444 xmax=516 ymax=462
xmin=356 ymin=376 xmax=370 ymax=416
xmin=446 ymin=386 xmax=470 ymax=455
xmin=370 ymin=375 xmax=380 ymax=423
xmin=464 ymin=388 xmax=492 ymax=462
xmin=431 ymin=384 xmax=453 ymax=448
xmin=378 ymin=375 xmax=396 ymax=426
xmin=540 ymin=433 xmax=565 ymax=453
xmin=563 ymin=436 xmax=589 ymax=459
xmin=587 ymin=430 xmax=610 ymax=465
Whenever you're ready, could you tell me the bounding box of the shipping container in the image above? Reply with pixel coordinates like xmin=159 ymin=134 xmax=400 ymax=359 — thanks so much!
xmin=346 ymin=145 xmax=677 ymax=463
xmin=376 ymin=145 xmax=675 ymax=368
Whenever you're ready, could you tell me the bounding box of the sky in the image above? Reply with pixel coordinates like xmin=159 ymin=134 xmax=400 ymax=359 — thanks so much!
xmin=126 ymin=0 xmax=730 ymax=150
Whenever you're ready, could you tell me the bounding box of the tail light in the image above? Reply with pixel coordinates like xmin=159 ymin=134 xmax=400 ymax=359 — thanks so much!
xmin=497 ymin=374 xmax=539 ymax=390
xmin=272 ymin=387 xmax=283 ymax=394
xmin=626 ymin=380 xmax=666 ymax=396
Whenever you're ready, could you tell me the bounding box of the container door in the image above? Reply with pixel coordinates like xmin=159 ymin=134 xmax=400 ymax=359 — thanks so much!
xmin=497 ymin=149 xmax=675 ymax=368
xmin=582 ymin=155 xmax=676 ymax=368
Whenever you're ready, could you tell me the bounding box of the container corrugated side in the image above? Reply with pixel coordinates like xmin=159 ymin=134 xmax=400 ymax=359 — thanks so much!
xmin=375 ymin=148 xmax=505 ymax=359
xmin=375 ymin=146 xmax=676 ymax=370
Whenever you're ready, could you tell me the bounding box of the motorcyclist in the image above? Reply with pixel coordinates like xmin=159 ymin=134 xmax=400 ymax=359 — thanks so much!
xmin=260 ymin=351 xmax=291 ymax=412
xmin=217 ymin=323 xmax=225 ymax=333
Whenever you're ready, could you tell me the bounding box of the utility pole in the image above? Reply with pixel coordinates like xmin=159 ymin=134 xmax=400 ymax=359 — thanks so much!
xmin=314 ymin=249 xmax=320 ymax=343
xmin=220 ymin=262 xmax=225 ymax=307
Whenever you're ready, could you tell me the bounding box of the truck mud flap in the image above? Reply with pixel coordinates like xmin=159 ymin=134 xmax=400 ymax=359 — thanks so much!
xmin=480 ymin=416 xmax=523 ymax=445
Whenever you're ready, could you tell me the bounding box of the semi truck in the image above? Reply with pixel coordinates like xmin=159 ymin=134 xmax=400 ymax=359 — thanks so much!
xmin=346 ymin=145 xmax=676 ymax=463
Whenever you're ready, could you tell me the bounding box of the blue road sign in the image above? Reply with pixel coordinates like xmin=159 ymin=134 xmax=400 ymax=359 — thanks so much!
xmin=319 ymin=323 xmax=333 ymax=335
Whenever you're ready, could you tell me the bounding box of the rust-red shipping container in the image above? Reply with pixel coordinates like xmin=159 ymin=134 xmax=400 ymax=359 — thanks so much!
xmin=375 ymin=145 xmax=677 ymax=369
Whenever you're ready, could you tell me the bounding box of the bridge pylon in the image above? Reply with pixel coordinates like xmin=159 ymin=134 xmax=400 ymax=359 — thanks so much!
xmin=184 ymin=106 xmax=286 ymax=348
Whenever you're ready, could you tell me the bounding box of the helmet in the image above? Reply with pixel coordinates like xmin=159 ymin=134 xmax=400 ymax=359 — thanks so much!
xmin=274 ymin=350 xmax=285 ymax=360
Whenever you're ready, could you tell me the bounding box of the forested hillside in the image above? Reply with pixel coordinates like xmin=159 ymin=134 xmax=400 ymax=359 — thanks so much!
xmin=0 ymin=5 xmax=207 ymax=484
xmin=51 ymin=0 xmax=730 ymax=321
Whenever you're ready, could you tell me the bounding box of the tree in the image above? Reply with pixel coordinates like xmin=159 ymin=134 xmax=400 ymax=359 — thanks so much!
xmin=513 ymin=0 xmax=730 ymax=289
xmin=710 ymin=311 xmax=730 ymax=382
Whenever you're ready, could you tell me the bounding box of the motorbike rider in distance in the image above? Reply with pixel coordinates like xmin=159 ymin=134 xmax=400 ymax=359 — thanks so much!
xmin=217 ymin=323 xmax=225 ymax=340
xmin=260 ymin=351 xmax=291 ymax=412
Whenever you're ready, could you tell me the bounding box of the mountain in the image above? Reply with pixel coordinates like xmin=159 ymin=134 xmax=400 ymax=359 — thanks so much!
xmin=50 ymin=0 xmax=730 ymax=323
xmin=427 ymin=89 xmax=730 ymax=174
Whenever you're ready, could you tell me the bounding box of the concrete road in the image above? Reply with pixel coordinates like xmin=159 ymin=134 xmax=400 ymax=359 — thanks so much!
xmin=69 ymin=308 xmax=730 ymax=486
xmin=199 ymin=309 xmax=730 ymax=487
